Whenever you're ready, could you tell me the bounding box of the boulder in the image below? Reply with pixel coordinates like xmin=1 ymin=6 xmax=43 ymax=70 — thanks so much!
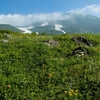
xmin=72 ymin=36 xmax=93 ymax=46
xmin=72 ymin=46 xmax=89 ymax=56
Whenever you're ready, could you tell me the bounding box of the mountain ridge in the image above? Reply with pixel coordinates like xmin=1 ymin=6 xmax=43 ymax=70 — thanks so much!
xmin=0 ymin=24 xmax=22 ymax=32
xmin=0 ymin=14 xmax=100 ymax=34
xmin=23 ymin=13 xmax=100 ymax=34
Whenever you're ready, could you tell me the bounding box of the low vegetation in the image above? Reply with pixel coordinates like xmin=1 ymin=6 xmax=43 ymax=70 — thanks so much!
xmin=0 ymin=30 xmax=100 ymax=100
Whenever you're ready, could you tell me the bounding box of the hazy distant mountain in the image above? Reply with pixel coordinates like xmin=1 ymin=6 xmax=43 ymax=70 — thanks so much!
xmin=1 ymin=14 xmax=100 ymax=34
xmin=29 ymin=14 xmax=100 ymax=34
xmin=0 ymin=24 xmax=22 ymax=32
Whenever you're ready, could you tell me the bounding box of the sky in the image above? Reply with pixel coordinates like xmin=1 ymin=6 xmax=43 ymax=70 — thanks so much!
xmin=0 ymin=0 xmax=100 ymax=26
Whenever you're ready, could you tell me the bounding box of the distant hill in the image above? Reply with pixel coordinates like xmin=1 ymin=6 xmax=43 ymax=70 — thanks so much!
xmin=0 ymin=24 xmax=22 ymax=32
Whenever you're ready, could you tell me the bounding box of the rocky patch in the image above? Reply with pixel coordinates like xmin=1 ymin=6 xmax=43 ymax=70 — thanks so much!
xmin=72 ymin=46 xmax=89 ymax=56
xmin=72 ymin=36 xmax=93 ymax=46
xmin=42 ymin=39 xmax=59 ymax=47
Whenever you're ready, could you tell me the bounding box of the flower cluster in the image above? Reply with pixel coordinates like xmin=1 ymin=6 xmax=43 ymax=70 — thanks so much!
xmin=64 ymin=89 xmax=78 ymax=96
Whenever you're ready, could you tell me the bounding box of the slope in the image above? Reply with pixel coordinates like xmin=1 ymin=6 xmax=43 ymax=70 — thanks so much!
xmin=0 ymin=24 xmax=22 ymax=32
xmin=0 ymin=31 xmax=100 ymax=99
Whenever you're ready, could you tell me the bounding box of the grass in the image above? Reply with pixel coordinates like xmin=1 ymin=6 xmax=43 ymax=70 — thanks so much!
xmin=0 ymin=31 xmax=100 ymax=100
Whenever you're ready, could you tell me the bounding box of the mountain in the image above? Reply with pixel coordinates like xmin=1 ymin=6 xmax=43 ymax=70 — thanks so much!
xmin=28 ymin=14 xmax=100 ymax=34
xmin=1 ymin=14 xmax=100 ymax=34
xmin=0 ymin=24 xmax=22 ymax=32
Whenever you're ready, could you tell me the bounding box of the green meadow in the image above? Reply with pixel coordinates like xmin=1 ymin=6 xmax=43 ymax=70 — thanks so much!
xmin=0 ymin=30 xmax=100 ymax=100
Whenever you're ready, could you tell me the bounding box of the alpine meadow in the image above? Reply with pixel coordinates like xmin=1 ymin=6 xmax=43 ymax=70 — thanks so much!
xmin=0 ymin=30 xmax=100 ymax=100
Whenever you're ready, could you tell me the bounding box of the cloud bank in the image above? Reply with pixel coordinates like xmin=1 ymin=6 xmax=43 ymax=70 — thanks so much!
xmin=69 ymin=4 xmax=100 ymax=16
xmin=0 ymin=4 xmax=100 ymax=26
xmin=0 ymin=12 xmax=65 ymax=26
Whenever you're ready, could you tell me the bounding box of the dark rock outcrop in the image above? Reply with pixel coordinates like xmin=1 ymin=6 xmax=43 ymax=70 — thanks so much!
xmin=72 ymin=46 xmax=89 ymax=56
xmin=72 ymin=36 xmax=93 ymax=46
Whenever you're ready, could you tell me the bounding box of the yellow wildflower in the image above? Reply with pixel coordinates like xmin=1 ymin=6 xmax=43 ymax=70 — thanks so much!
xmin=7 ymin=84 xmax=11 ymax=88
xmin=89 ymin=68 xmax=92 ymax=70
xmin=70 ymin=89 xmax=74 ymax=93
xmin=74 ymin=93 xmax=78 ymax=96
xmin=75 ymin=90 xmax=78 ymax=93
xmin=64 ymin=91 xmax=67 ymax=94
xmin=68 ymin=92 xmax=72 ymax=96
xmin=42 ymin=70 xmax=45 ymax=72
xmin=48 ymin=73 xmax=52 ymax=77
xmin=31 ymin=92 xmax=34 ymax=95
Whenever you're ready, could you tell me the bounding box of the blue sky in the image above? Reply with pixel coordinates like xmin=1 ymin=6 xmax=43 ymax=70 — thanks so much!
xmin=0 ymin=0 xmax=100 ymax=14
xmin=0 ymin=0 xmax=100 ymax=25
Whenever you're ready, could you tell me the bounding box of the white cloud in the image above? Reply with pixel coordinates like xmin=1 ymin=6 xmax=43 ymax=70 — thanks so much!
xmin=0 ymin=12 xmax=67 ymax=26
xmin=68 ymin=4 xmax=100 ymax=17
xmin=0 ymin=4 xmax=100 ymax=26
xmin=86 ymin=4 xmax=100 ymax=13
xmin=68 ymin=8 xmax=86 ymax=15
xmin=0 ymin=12 xmax=73 ymax=26
xmin=0 ymin=14 xmax=25 ymax=26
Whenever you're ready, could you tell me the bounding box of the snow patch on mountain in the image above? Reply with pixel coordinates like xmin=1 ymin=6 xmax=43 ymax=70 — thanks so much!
xmin=24 ymin=26 xmax=34 ymax=29
xmin=18 ymin=28 xmax=32 ymax=34
xmin=55 ymin=24 xmax=66 ymax=34
xmin=41 ymin=22 xmax=49 ymax=26
xmin=16 ymin=26 xmax=34 ymax=34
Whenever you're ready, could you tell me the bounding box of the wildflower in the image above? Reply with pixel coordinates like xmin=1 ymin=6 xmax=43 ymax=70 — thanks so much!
xmin=7 ymin=84 xmax=11 ymax=88
xmin=48 ymin=73 xmax=52 ymax=77
xmin=80 ymin=52 xmax=84 ymax=56
xmin=74 ymin=93 xmax=78 ymax=96
xmin=70 ymin=89 xmax=74 ymax=93
xmin=78 ymin=54 xmax=81 ymax=57
xmin=64 ymin=91 xmax=67 ymax=94
xmin=75 ymin=90 xmax=78 ymax=93
xmin=31 ymin=92 xmax=34 ymax=95
xmin=68 ymin=91 xmax=72 ymax=96
xmin=89 ymin=68 xmax=92 ymax=70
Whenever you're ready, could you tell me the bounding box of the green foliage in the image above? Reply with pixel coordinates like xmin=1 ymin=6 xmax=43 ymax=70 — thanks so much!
xmin=0 ymin=31 xmax=100 ymax=100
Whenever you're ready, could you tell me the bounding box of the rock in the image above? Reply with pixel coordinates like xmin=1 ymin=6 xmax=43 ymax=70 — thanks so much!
xmin=72 ymin=36 xmax=93 ymax=46
xmin=42 ymin=39 xmax=59 ymax=47
xmin=2 ymin=40 xmax=9 ymax=43
xmin=72 ymin=46 xmax=89 ymax=56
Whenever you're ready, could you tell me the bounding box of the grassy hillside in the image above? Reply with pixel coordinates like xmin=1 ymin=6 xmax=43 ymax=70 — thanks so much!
xmin=0 ymin=24 xmax=22 ymax=32
xmin=0 ymin=31 xmax=100 ymax=100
